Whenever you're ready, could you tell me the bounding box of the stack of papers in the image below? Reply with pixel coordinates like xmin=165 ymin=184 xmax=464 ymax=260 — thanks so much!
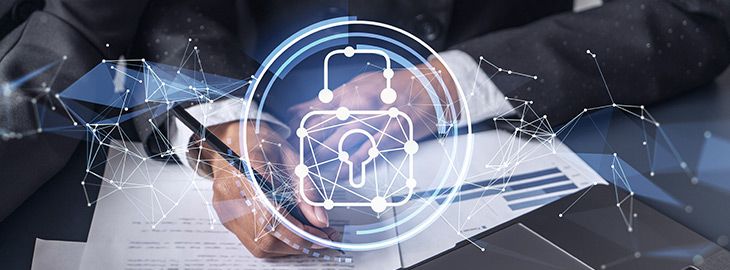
xmin=31 ymin=130 xmax=606 ymax=270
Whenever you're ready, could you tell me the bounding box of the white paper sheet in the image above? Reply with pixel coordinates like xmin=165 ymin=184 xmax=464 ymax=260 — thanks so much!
xmin=31 ymin=239 xmax=85 ymax=270
xmin=395 ymin=130 xmax=608 ymax=267
xmin=77 ymin=128 xmax=606 ymax=270
xmin=78 ymin=143 xmax=400 ymax=270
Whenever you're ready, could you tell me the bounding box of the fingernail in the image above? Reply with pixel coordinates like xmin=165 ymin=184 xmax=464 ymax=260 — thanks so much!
xmin=314 ymin=207 xmax=329 ymax=227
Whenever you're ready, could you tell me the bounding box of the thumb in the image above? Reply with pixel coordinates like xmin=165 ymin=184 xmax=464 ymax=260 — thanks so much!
xmin=296 ymin=166 xmax=329 ymax=228
xmin=285 ymin=148 xmax=329 ymax=228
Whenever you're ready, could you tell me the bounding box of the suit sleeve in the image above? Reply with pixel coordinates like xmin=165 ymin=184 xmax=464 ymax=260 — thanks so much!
xmin=0 ymin=0 xmax=149 ymax=221
xmin=129 ymin=0 xmax=261 ymax=157
xmin=451 ymin=0 xmax=730 ymax=125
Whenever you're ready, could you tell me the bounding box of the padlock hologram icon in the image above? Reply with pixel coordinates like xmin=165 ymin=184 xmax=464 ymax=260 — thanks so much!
xmin=296 ymin=46 xmax=418 ymax=213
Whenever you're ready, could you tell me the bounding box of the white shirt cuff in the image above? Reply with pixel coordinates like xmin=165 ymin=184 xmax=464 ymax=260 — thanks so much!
xmin=438 ymin=50 xmax=514 ymax=126
xmin=168 ymin=98 xmax=290 ymax=172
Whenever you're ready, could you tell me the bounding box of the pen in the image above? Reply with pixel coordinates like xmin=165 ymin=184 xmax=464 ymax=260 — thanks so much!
xmin=171 ymin=106 xmax=314 ymax=227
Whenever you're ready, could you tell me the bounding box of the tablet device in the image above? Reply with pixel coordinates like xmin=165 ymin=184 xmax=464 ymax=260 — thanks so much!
xmin=414 ymin=222 xmax=593 ymax=269
xmin=408 ymin=184 xmax=730 ymax=270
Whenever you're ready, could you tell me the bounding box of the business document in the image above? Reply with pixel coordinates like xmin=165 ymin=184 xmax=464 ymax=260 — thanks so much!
xmin=70 ymin=129 xmax=606 ymax=270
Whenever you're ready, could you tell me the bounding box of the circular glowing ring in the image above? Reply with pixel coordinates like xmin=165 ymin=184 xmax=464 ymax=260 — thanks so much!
xmin=241 ymin=19 xmax=473 ymax=251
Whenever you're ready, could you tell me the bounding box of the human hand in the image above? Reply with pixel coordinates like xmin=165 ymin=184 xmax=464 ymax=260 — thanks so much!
xmin=288 ymin=59 xmax=459 ymax=167
xmin=203 ymin=120 xmax=337 ymax=257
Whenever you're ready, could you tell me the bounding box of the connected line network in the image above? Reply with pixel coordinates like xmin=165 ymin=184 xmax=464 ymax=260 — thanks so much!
xmin=0 ymin=31 xmax=705 ymax=266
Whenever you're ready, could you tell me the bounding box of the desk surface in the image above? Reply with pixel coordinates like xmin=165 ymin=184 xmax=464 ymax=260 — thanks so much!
xmin=1 ymin=70 xmax=729 ymax=269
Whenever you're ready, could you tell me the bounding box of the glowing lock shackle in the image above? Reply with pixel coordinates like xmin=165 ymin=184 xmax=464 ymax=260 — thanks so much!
xmin=318 ymin=46 xmax=397 ymax=105
xmin=337 ymin=129 xmax=379 ymax=189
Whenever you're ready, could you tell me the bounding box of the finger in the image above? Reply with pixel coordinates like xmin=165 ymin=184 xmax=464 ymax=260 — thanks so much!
xmin=290 ymin=95 xmax=334 ymax=112
xmin=312 ymin=119 xmax=369 ymax=159
xmin=288 ymin=94 xmax=337 ymax=121
xmin=296 ymin=174 xmax=330 ymax=228
xmin=288 ymin=104 xmax=319 ymax=132
xmin=268 ymin=223 xmax=331 ymax=252
xmin=213 ymin=183 xmax=281 ymax=258
xmin=260 ymin=211 xmax=332 ymax=255
xmin=303 ymin=113 xmax=339 ymax=141
xmin=277 ymin=146 xmax=330 ymax=229
xmin=328 ymin=113 xmax=391 ymax=161
xmin=372 ymin=116 xmax=409 ymax=154
xmin=293 ymin=83 xmax=364 ymax=141
xmin=214 ymin=178 xmax=316 ymax=257
xmin=210 ymin=128 xmax=331 ymax=258
xmin=347 ymin=117 xmax=408 ymax=179
xmin=212 ymin=175 xmax=259 ymax=232
xmin=211 ymin=163 xmax=299 ymax=256
xmin=242 ymin=137 xmax=330 ymax=231
xmin=257 ymin=234 xmax=306 ymax=255
xmin=320 ymin=226 xmax=342 ymax=242
xmin=297 ymin=114 xmax=340 ymax=156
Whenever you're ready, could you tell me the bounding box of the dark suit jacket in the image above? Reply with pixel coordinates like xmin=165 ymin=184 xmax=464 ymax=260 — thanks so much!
xmin=0 ymin=0 xmax=728 ymax=221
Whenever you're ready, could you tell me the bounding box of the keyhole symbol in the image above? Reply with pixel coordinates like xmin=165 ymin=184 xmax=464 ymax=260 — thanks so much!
xmin=337 ymin=129 xmax=378 ymax=189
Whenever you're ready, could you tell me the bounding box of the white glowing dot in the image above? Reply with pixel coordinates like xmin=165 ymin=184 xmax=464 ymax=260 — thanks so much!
xmin=335 ymin=107 xmax=349 ymax=120
xmin=368 ymin=147 xmax=379 ymax=158
xmin=343 ymin=46 xmax=355 ymax=57
xmin=380 ymin=88 xmax=397 ymax=104
xmin=404 ymin=140 xmax=419 ymax=155
xmin=318 ymin=88 xmax=333 ymax=103
xmin=323 ymin=199 xmax=334 ymax=210
xmin=387 ymin=107 xmax=399 ymax=118
xmin=406 ymin=178 xmax=416 ymax=189
xmin=295 ymin=164 xmax=308 ymax=178
xmin=383 ymin=68 xmax=394 ymax=79
xmin=371 ymin=196 xmax=387 ymax=213
xmin=338 ymin=151 xmax=349 ymax=162
xmin=296 ymin=128 xmax=308 ymax=138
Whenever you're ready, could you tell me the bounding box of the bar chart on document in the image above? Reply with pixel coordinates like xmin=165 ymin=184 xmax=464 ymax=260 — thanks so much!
xmin=396 ymin=129 xmax=607 ymax=241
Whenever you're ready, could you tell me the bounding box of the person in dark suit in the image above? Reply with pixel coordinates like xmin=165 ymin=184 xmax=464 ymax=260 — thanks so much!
xmin=0 ymin=0 xmax=728 ymax=257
